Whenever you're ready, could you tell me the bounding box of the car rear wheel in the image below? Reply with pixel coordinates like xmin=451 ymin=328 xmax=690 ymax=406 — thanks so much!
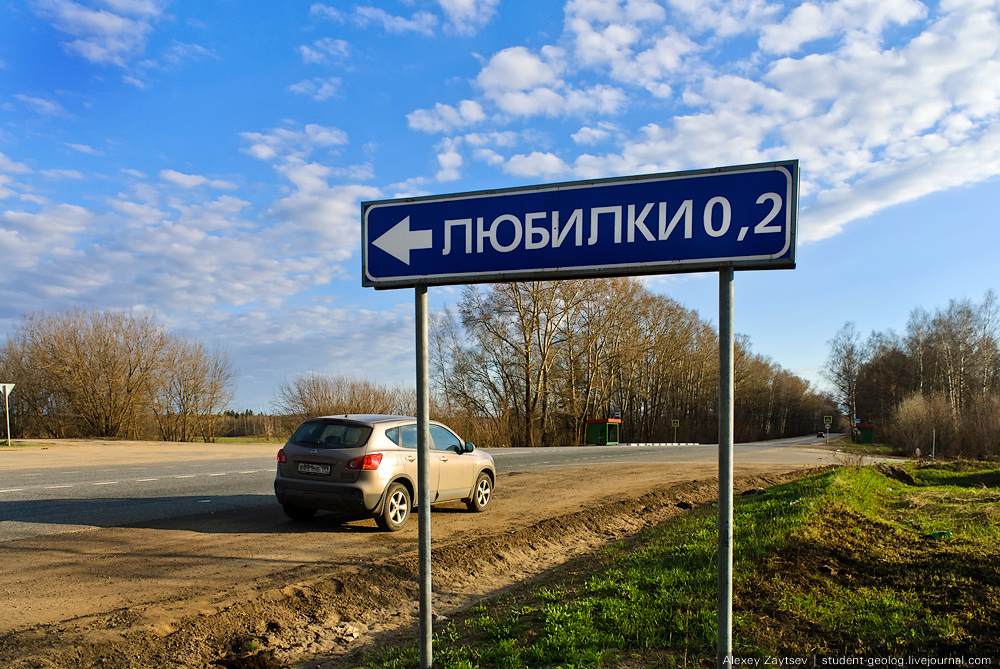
xmin=466 ymin=472 xmax=492 ymax=512
xmin=376 ymin=482 xmax=411 ymax=531
xmin=282 ymin=503 xmax=317 ymax=521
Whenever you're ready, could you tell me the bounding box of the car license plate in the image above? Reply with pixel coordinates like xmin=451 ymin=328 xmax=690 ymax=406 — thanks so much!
xmin=298 ymin=462 xmax=331 ymax=476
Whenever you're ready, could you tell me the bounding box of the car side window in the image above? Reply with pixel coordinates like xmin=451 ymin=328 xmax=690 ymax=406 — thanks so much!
xmin=385 ymin=426 xmax=399 ymax=445
xmin=398 ymin=423 xmax=418 ymax=449
xmin=430 ymin=425 xmax=463 ymax=452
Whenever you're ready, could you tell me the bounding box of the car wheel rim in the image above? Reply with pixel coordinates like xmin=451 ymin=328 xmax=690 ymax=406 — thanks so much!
xmin=476 ymin=479 xmax=491 ymax=506
xmin=388 ymin=491 xmax=407 ymax=525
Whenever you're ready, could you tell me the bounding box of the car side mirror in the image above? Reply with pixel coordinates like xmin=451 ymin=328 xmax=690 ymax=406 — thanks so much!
xmin=463 ymin=442 xmax=476 ymax=453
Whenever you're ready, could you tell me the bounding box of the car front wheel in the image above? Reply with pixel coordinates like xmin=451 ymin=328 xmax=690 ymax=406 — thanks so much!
xmin=376 ymin=482 xmax=411 ymax=531
xmin=466 ymin=472 xmax=492 ymax=512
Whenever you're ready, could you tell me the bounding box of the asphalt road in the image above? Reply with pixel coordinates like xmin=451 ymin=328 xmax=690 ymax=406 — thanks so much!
xmin=0 ymin=435 xmax=843 ymax=542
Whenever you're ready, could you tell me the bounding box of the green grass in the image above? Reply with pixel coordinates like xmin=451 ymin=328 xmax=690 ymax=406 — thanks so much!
xmin=363 ymin=463 xmax=1000 ymax=668
xmin=0 ymin=441 xmax=50 ymax=449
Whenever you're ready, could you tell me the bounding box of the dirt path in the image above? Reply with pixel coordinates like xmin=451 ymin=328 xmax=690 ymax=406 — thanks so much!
xmin=0 ymin=441 xmax=827 ymax=668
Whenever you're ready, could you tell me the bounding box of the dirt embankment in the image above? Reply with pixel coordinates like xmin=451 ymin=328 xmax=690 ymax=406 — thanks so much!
xmin=0 ymin=455 xmax=825 ymax=669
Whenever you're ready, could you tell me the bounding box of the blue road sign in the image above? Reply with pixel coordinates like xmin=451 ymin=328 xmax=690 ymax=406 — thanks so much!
xmin=363 ymin=161 xmax=797 ymax=288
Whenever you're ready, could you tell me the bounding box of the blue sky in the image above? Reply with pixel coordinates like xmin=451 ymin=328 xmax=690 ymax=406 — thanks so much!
xmin=2 ymin=0 xmax=999 ymax=412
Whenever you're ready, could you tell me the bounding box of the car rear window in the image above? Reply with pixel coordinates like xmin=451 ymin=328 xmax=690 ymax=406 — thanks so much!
xmin=290 ymin=420 xmax=373 ymax=449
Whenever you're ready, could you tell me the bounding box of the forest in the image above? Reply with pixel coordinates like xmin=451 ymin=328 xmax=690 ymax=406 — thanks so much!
xmin=825 ymin=290 xmax=999 ymax=459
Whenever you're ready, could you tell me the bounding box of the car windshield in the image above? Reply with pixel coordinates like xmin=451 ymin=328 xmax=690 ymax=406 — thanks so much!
xmin=290 ymin=419 xmax=373 ymax=449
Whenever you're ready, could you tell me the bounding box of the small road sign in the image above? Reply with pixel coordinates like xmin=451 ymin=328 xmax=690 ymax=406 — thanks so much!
xmin=363 ymin=161 xmax=797 ymax=288
xmin=823 ymin=415 xmax=832 ymax=424
xmin=672 ymin=419 xmax=680 ymax=427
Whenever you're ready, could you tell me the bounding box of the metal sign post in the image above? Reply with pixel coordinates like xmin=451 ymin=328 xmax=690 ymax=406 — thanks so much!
xmin=414 ymin=287 xmax=432 ymax=668
xmin=361 ymin=161 xmax=798 ymax=669
xmin=1 ymin=383 xmax=13 ymax=448
xmin=718 ymin=268 xmax=735 ymax=665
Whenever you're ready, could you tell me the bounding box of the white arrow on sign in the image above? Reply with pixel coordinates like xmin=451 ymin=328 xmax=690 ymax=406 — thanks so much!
xmin=372 ymin=216 xmax=433 ymax=265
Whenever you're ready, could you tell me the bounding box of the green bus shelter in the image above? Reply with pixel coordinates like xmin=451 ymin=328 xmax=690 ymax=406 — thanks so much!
xmin=585 ymin=418 xmax=621 ymax=445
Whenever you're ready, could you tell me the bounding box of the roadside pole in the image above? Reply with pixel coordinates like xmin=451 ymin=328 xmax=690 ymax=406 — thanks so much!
xmin=1 ymin=384 xmax=13 ymax=448
xmin=717 ymin=268 xmax=735 ymax=668
xmin=414 ymin=285 xmax=433 ymax=669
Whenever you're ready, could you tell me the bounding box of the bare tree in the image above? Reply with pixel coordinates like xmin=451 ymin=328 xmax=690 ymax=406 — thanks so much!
xmin=824 ymin=322 xmax=867 ymax=429
xmin=272 ymin=373 xmax=413 ymax=431
xmin=10 ymin=308 xmax=168 ymax=438
xmin=151 ymin=337 xmax=236 ymax=442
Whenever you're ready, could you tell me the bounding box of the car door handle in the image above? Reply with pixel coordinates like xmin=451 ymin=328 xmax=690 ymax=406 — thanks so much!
xmin=439 ymin=456 xmax=449 ymax=461
xmin=405 ymin=456 xmax=416 ymax=462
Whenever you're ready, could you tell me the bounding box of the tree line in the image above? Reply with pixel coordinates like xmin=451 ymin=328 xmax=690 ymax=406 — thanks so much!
xmin=428 ymin=278 xmax=834 ymax=448
xmin=1 ymin=308 xmax=236 ymax=441
xmin=825 ymin=291 xmax=999 ymax=458
xmin=3 ymin=284 xmax=835 ymax=448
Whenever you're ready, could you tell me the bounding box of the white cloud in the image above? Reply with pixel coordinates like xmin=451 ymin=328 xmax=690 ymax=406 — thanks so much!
xmin=34 ymin=0 xmax=165 ymax=66
xmin=0 ymin=175 xmax=15 ymax=200
xmin=288 ymin=76 xmax=342 ymax=101
xmin=760 ymin=0 xmax=928 ymax=54
xmin=352 ymin=7 xmax=437 ymax=36
xmin=477 ymin=46 xmax=563 ymax=92
xmin=475 ymin=46 xmax=628 ymax=117
xmin=240 ymin=123 xmax=349 ymax=161
xmin=299 ymin=37 xmax=350 ymax=65
xmin=159 ymin=41 xmax=216 ymax=67
xmin=435 ymin=139 xmax=463 ymax=181
xmin=502 ymin=152 xmax=571 ymax=178
xmin=65 ymin=142 xmax=104 ymax=155
xmin=407 ymin=100 xmax=486 ymax=133
xmin=564 ymin=1 xmax=698 ymax=98
xmin=309 ymin=4 xmax=345 ymax=22
xmin=265 ymin=159 xmax=381 ymax=259
xmin=572 ymin=126 xmax=612 ymax=145
xmin=159 ymin=169 xmax=237 ymax=190
xmin=668 ymin=0 xmax=782 ymax=37
xmin=437 ymin=0 xmax=500 ymax=35
xmin=0 ymin=203 xmax=93 ymax=270
xmin=463 ymin=130 xmax=521 ymax=148
xmin=14 ymin=94 xmax=69 ymax=116
xmin=41 ymin=169 xmax=85 ymax=180
xmin=0 ymin=152 xmax=32 ymax=174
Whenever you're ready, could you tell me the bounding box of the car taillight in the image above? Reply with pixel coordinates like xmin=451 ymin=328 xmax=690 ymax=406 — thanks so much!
xmin=347 ymin=453 xmax=383 ymax=470
xmin=277 ymin=448 xmax=286 ymax=463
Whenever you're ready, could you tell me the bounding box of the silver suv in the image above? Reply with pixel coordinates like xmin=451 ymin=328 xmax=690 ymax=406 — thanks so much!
xmin=274 ymin=414 xmax=495 ymax=531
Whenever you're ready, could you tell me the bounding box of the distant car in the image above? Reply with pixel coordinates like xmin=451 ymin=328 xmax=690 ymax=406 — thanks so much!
xmin=274 ymin=414 xmax=496 ymax=531
xmin=817 ymin=431 xmax=826 ymax=438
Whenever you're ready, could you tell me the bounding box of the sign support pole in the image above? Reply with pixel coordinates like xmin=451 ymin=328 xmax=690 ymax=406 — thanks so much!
xmin=414 ymin=285 xmax=433 ymax=669
xmin=717 ymin=267 xmax=735 ymax=668
xmin=1 ymin=384 xmax=13 ymax=448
